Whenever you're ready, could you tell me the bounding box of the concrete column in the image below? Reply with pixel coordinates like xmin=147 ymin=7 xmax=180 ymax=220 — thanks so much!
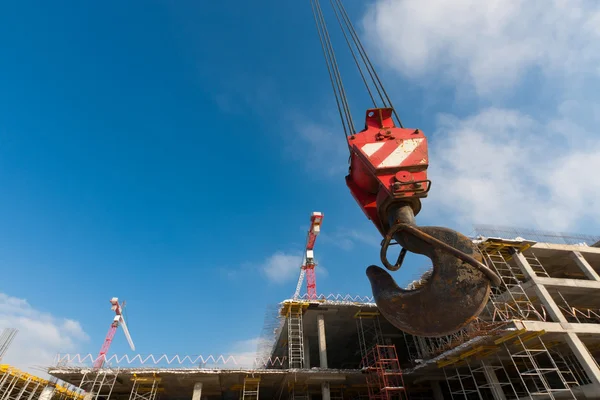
xmin=318 ymin=314 xmax=330 ymax=400
xmin=40 ymin=386 xmax=55 ymax=400
xmin=192 ymin=383 xmax=203 ymax=400
xmin=317 ymin=314 xmax=328 ymax=368
xmin=430 ymin=381 xmax=444 ymax=400
xmin=565 ymin=332 xmax=600 ymax=389
xmin=303 ymin=335 xmax=311 ymax=368
xmin=570 ymin=251 xmax=600 ymax=281
xmin=513 ymin=252 xmax=571 ymax=328
xmin=480 ymin=361 xmax=507 ymax=400
xmin=321 ymin=382 xmax=331 ymax=400
xmin=533 ymin=285 xmax=571 ymax=328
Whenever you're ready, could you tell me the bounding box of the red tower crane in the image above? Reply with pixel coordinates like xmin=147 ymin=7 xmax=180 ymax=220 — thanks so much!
xmin=93 ymin=297 xmax=135 ymax=369
xmin=294 ymin=212 xmax=323 ymax=300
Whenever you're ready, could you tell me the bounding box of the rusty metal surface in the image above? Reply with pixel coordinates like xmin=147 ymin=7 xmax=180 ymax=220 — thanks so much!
xmin=367 ymin=204 xmax=499 ymax=337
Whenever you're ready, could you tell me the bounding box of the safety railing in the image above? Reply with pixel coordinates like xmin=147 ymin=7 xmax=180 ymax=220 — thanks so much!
xmin=52 ymin=354 xmax=287 ymax=369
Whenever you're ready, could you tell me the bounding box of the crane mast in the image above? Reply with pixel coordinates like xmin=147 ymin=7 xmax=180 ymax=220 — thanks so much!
xmin=93 ymin=297 xmax=135 ymax=369
xmin=294 ymin=212 xmax=324 ymax=299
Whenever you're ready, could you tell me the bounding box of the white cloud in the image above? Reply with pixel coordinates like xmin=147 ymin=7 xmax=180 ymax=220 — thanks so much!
xmin=427 ymin=107 xmax=600 ymax=230
xmin=226 ymin=337 xmax=261 ymax=369
xmin=362 ymin=0 xmax=600 ymax=96
xmin=0 ymin=292 xmax=89 ymax=375
xmin=356 ymin=0 xmax=600 ymax=232
xmin=320 ymin=229 xmax=380 ymax=251
xmin=262 ymin=250 xmax=329 ymax=285
xmin=263 ymin=251 xmax=303 ymax=283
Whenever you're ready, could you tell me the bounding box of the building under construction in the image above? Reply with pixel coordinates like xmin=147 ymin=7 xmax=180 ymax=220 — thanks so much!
xmin=3 ymin=227 xmax=600 ymax=400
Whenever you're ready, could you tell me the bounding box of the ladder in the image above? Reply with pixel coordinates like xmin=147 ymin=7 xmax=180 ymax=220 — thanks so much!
xmin=80 ymin=370 xmax=119 ymax=400
xmin=503 ymin=333 xmax=576 ymax=399
xmin=524 ymin=252 xmax=550 ymax=278
xmin=129 ymin=374 xmax=160 ymax=400
xmin=242 ymin=377 xmax=260 ymax=400
xmin=482 ymin=251 xmax=544 ymax=322
xmin=287 ymin=303 xmax=305 ymax=369
xmin=355 ymin=310 xmax=383 ymax=362
xmin=287 ymin=382 xmax=308 ymax=400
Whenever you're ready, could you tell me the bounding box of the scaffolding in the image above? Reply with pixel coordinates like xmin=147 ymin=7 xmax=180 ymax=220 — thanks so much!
xmin=498 ymin=331 xmax=576 ymax=399
xmin=0 ymin=330 xmax=18 ymax=363
xmin=478 ymin=239 xmax=546 ymax=323
xmin=79 ymin=369 xmax=119 ymax=400
xmin=355 ymin=310 xmax=383 ymax=362
xmin=287 ymin=381 xmax=308 ymax=400
xmin=0 ymin=365 xmax=82 ymax=400
xmin=129 ymin=374 xmax=160 ymax=400
xmin=257 ymin=304 xmax=286 ymax=365
xmin=282 ymin=301 xmax=308 ymax=369
xmin=242 ymin=377 xmax=260 ymax=400
xmin=362 ymin=345 xmax=407 ymax=400
xmin=330 ymin=385 xmax=344 ymax=400
xmin=436 ymin=327 xmax=582 ymax=399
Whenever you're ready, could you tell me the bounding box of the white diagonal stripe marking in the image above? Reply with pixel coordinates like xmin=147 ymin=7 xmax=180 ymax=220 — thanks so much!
xmin=378 ymin=138 xmax=424 ymax=168
xmin=361 ymin=142 xmax=385 ymax=156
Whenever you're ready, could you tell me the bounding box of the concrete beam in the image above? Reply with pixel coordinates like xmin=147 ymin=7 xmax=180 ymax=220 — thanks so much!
xmin=305 ymin=375 xmax=347 ymax=383
xmin=570 ymin=251 xmax=600 ymax=281
xmin=317 ymin=314 xmax=328 ymax=368
xmin=532 ymin=243 xmax=600 ymax=255
xmin=514 ymin=320 xmax=600 ymax=334
xmin=535 ymin=277 xmax=600 ymax=290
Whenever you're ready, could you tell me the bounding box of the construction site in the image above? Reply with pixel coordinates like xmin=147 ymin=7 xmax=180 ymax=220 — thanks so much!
xmin=2 ymin=225 xmax=600 ymax=400
xmin=1 ymin=1 xmax=599 ymax=400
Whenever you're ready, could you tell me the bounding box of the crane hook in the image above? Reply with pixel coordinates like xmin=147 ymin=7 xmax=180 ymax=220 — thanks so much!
xmin=367 ymin=204 xmax=500 ymax=337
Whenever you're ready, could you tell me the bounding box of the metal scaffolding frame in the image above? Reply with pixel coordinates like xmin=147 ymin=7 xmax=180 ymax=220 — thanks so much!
xmin=0 ymin=329 xmax=18 ymax=363
xmin=287 ymin=381 xmax=308 ymax=400
xmin=128 ymin=374 xmax=160 ymax=400
xmin=0 ymin=365 xmax=81 ymax=400
xmin=355 ymin=310 xmax=383 ymax=362
xmin=479 ymin=242 xmax=546 ymax=323
xmin=285 ymin=302 xmax=307 ymax=369
xmin=362 ymin=345 xmax=407 ymax=400
xmin=79 ymin=369 xmax=119 ymax=400
xmin=501 ymin=332 xmax=576 ymax=399
xmin=242 ymin=376 xmax=260 ymax=400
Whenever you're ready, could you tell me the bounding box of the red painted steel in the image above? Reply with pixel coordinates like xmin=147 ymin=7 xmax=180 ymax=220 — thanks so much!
xmin=346 ymin=108 xmax=430 ymax=236
xmin=362 ymin=345 xmax=408 ymax=400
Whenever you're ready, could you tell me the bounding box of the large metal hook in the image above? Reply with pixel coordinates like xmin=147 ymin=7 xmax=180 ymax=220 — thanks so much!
xmin=367 ymin=204 xmax=500 ymax=337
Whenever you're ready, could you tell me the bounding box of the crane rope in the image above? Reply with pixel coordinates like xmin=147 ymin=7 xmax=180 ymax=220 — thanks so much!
xmin=309 ymin=0 xmax=404 ymax=147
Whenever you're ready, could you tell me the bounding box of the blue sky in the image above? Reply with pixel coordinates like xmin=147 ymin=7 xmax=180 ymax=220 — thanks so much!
xmin=1 ymin=0 xmax=599 ymax=371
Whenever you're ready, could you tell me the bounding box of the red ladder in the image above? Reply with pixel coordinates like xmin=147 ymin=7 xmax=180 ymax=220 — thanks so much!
xmin=362 ymin=345 xmax=408 ymax=400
